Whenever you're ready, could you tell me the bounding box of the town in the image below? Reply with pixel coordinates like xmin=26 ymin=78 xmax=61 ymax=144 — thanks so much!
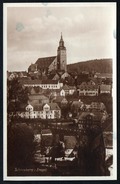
xmin=7 ymin=34 xmax=113 ymax=176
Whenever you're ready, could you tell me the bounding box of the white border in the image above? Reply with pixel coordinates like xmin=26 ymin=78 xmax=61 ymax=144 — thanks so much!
xmin=3 ymin=2 xmax=117 ymax=181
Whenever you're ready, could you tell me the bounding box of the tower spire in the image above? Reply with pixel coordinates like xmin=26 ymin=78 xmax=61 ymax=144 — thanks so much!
xmin=59 ymin=32 xmax=64 ymax=47
xmin=61 ymin=32 xmax=63 ymax=40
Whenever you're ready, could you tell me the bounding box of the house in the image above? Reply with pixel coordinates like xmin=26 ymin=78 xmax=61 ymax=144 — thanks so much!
xmin=60 ymin=89 xmax=66 ymax=96
xmin=60 ymin=85 xmax=76 ymax=96
xmin=100 ymin=84 xmax=111 ymax=94
xmin=41 ymin=80 xmax=63 ymax=89
xmin=7 ymin=71 xmax=28 ymax=81
xmin=30 ymin=86 xmax=43 ymax=94
xmin=52 ymin=96 xmax=68 ymax=106
xmin=94 ymin=73 xmax=112 ymax=80
xmin=8 ymin=72 xmax=18 ymax=80
xmin=90 ymin=102 xmax=106 ymax=112
xmin=42 ymin=103 xmax=61 ymax=119
xmin=68 ymin=86 xmax=76 ymax=95
xmin=77 ymin=83 xmax=99 ymax=96
xmin=17 ymin=103 xmax=61 ymax=119
xmin=21 ymin=79 xmax=63 ymax=89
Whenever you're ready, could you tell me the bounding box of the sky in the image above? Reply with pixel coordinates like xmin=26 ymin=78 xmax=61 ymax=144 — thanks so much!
xmin=6 ymin=3 xmax=116 ymax=71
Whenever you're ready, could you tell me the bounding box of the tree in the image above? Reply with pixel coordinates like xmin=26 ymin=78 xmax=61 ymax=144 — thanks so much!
xmin=7 ymin=78 xmax=28 ymax=115
xmin=7 ymin=123 xmax=36 ymax=175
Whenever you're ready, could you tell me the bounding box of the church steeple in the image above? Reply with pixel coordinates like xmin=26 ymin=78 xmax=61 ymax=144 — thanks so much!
xmin=58 ymin=32 xmax=65 ymax=49
xmin=57 ymin=33 xmax=67 ymax=71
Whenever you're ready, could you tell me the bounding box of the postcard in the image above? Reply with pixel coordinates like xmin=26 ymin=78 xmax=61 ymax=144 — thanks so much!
xmin=3 ymin=2 xmax=117 ymax=181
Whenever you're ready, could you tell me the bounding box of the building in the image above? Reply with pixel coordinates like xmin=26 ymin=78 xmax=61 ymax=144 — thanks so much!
xmin=90 ymin=102 xmax=106 ymax=112
xmin=21 ymin=79 xmax=63 ymax=89
xmin=100 ymin=84 xmax=111 ymax=94
xmin=77 ymin=82 xmax=98 ymax=96
xmin=59 ymin=84 xmax=76 ymax=96
xmin=52 ymin=96 xmax=68 ymax=106
xmin=7 ymin=71 xmax=28 ymax=80
xmin=28 ymin=33 xmax=67 ymax=75
xmin=17 ymin=103 xmax=61 ymax=119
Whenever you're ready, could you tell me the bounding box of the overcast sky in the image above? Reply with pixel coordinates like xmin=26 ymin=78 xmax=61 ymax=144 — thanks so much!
xmin=6 ymin=3 xmax=116 ymax=71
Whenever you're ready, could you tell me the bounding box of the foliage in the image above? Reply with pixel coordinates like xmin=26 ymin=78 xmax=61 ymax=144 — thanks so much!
xmin=7 ymin=78 xmax=28 ymax=113
xmin=67 ymin=58 xmax=112 ymax=74
xmin=7 ymin=123 xmax=36 ymax=169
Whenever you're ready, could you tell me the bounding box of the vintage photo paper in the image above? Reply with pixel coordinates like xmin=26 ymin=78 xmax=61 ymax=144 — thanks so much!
xmin=3 ymin=2 xmax=117 ymax=181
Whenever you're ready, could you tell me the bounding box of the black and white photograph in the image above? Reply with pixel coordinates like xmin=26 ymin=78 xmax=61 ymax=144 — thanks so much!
xmin=3 ymin=2 xmax=116 ymax=180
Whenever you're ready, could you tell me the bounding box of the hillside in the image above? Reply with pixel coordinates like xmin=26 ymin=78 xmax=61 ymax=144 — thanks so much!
xmin=67 ymin=58 xmax=112 ymax=74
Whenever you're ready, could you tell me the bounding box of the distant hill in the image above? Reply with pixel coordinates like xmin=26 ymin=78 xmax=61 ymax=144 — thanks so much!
xmin=67 ymin=58 xmax=112 ymax=74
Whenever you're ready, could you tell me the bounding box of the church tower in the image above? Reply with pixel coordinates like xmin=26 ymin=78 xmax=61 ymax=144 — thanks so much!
xmin=57 ymin=33 xmax=67 ymax=71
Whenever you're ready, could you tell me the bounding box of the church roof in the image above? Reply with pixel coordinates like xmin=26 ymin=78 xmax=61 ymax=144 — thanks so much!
xmin=36 ymin=56 xmax=56 ymax=69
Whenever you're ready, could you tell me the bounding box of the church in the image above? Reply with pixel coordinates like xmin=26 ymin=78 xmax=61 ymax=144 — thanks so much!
xmin=28 ymin=34 xmax=67 ymax=75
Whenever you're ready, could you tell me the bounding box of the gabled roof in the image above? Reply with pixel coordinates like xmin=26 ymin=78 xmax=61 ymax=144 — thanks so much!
xmin=21 ymin=80 xmax=42 ymax=85
xmin=48 ymin=73 xmax=60 ymax=80
xmin=47 ymin=103 xmax=60 ymax=110
xmin=68 ymin=86 xmax=76 ymax=90
xmin=33 ymin=104 xmax=43 ymax=111
xmin=78 ymin=84 xmax=98 ymax=90
xmin=36 ymin=56 xmax=56 ymax=69
xmin=53 ymin=96 xmax=67 ymax=103
xmin=29 ymin=94 xmax=49 ymax=100
xmin=62 ymin=84 xmax=70 ymax=90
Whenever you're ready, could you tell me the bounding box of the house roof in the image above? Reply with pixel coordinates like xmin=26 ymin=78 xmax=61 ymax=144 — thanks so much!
xmin=53 ymin=96 xmax=67 ymax=103
xmin=95 ymin=73 xmax=112 ymax=79
xmin=36 ymin=56 xmax=56 ymax=69
xmin=41 ymin=79 xmax=58 ymax=84
xmin=33 ymin=104 xmax=43 ymax=111
xmin=29 ymin=94 xmax=49 ymax=100
xmin=48 ymin=73 xmax=60 ymax=80
xmin=100 ymin=84 xmax=111 ymax=91
xmin=62 ymin=84 xmax=70 ymax=90
xmin=78 ymin=112 xmax=103 ymax=121
xmin=78 ymin=84 xmax=98 ymax=90
xmin=21 ymin=80 xmax=42 ymax=85
xmin=47 ymin=103 xmax=60 ymax=110
xmin=71 ymin=100 xmax=83 ymax=108
xmin=17 ymin=103 xmax=28 ymax=112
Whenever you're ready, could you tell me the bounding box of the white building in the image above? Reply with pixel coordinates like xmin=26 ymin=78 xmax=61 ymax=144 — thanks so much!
xmin=17 ymin=103 xmax=61 ymax=119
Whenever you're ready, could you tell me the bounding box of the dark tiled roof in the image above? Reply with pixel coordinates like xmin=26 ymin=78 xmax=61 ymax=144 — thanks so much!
xmin=41 ymin=80 xmax=58 ymax=84
xmin=78 ymin=84 xmax=98 ymax=90
xmin=29 ymin=94 xmax=49 ymax=100
xmin=47 ymin=103 xmax=60 ymax=110
xmin=53 ymin=96 xmax=67 ymax=103
xmin=21 ymin=80 xmax=42 ymax=85
xmin=33 ymin=104 xmax=43 ymax=111
xmin=36 ymin=56 xmax=56 ymax=69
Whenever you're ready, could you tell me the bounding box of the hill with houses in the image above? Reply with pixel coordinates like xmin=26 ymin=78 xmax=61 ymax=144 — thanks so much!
xmin=67 ymin=58 xmax=112 ymax=74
